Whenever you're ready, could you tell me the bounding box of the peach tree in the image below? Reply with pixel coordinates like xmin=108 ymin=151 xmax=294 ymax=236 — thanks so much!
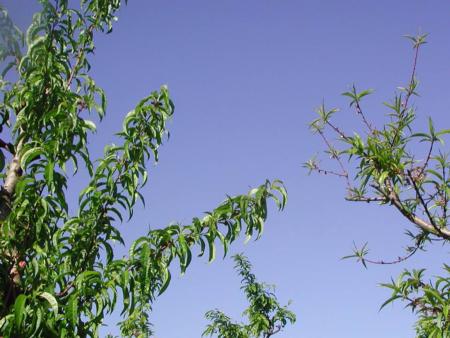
xmin=0 ymin=1 xmax=287 ymax=336
xmin=307 ymin=34 xmax=450 ymax=337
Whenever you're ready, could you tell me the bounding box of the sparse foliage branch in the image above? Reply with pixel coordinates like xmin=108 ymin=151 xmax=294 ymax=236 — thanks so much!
xmin=307 ymin=34 xmax=450 ymax=336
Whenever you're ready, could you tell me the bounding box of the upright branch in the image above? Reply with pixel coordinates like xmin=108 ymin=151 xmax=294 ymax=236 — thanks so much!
xmin=342 ymin=85 xmax=374 ymax=133
xmin=203 ymin=254 xmax=295 ymax=338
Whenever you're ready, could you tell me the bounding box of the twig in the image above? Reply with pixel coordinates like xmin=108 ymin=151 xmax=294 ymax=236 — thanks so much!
xmin=325 ymin=120 xmax=350 ymax=141
xmin=417 ymin=139 xmax=434 ymax=179
xmin=346 ymin=196 xmax=386 ymax=203
xmin=0 ymin=138 xmax=14 ymax=154
xmin=407 ymin=169 xmax=446 ymax=238
xmin=354 ymin=97 xmax=374 ymax=133
xmin=317 ymin=129 xmax=350 ymax=188
xmin=390 ymin=42 xmax=421 ymax=148
xmin=362 ymin=245 xmax=419 ymax=265
xmin=56 ymin=281 xmax=74 ymax=298
xmin=403 ymin=43 xmax=420 ymax=111
xmin=310 ymin=165 xmax=348 ymax=179
xmin=442 ymin=165 xmax=448 ymax=223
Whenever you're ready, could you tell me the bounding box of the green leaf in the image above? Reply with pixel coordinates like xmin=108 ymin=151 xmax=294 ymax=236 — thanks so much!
xmin=208 ymin=236 xmax=216 ymax=263
xmin=20 ymin=147 xmax=44 ymax=167
xmin=379 ymin=294 xmax=402 ymax=311
xmin=83 ymin=119 xmax=97 ymax=132
xmin=14 ymin=294 xmax=27 ymax=328
xmin=66 ymin=295 xmax=78 ymax=327
xmin=158 ymin=268 xmax=171 ymax=295
xmin=378 ymin=171 xmax=389 ymax=185
xmin=39 ymin=292 xmax=58 ymax=315
xmin=44 ymin=161 xmax=55 ymax=186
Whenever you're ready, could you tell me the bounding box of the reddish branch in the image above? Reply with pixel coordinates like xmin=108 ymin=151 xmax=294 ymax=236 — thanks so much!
xmin=346 ymin=196 xmax=387 ymax=203
xmin=403 ymin=42 xmax=420 ymax=110
xmin=316 ymin=129 xmax=350 ymax=188
xmin=354 ymin=99 xmax=374 ymax=133
xmin=389 ymin=42 xmax=421 ymax=149
xmin=361 ymin=245 xmax=420 ymax=266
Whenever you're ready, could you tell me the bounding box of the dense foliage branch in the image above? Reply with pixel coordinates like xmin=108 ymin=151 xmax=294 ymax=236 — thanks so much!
xmin=307 ymin=34 xmax=450 ymax=336
xmin=203 ymin=254 xmax=295 ymax=338
xmin=0 ymin=1 xmax=288 ymax=336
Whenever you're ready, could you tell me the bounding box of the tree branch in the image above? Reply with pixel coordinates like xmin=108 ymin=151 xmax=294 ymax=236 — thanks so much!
xmin=386 ymin=179 xmax=450 ymax=239
xmin=0 ymin=138 xmax=14 ymax=154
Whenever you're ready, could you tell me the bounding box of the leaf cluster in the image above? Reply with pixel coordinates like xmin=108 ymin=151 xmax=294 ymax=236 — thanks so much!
xmin=203 ymin=254 xmax=295 ymax=338
xmin=382 ymin=267 xmax=450 ymax=338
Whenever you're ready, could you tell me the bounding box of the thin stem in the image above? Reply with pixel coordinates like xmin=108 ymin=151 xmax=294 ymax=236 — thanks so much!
xmin=317 ymin=129 xmax=351 ymax=188
xmin=354 ymin=98 xmax=374 ymax=133
xmin=419 ymin=139 xmax=434 ymax=177
xmin=407 ymin=170 xmax=443 ymax=236
xmin=403 ymin=44 xmax=420 ymax=111
xmin=389 ymin=44 xmax=421 ymax=148
xmin=442 ymin=165 xmax=448 ymax=224
xmin=325 ymin=120 xmax=350 ymax=141
xmin=345 ymin=196 xmax=387 ymax=203
xmin=311 ymin=166 xmax=348 ymax=179
xmin=362 ymin=245 xmax=419 ymax=265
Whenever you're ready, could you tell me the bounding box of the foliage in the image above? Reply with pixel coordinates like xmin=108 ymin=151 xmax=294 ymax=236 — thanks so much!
xmin=307 ymin=34 xmax=450 ymax=336
xmin=0 ymin=1 xmax=287 ymax=336
xmin=381 ymin=267 xmax=450 ymax=337
xmin=203 ymin=254 xmax=295 ymax=338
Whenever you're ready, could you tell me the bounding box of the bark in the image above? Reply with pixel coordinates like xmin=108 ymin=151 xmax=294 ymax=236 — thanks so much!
xmin=0 ymin=141 xmax=23 ymax=222
xmin=389 ymin=190 xmax=450 ymax=239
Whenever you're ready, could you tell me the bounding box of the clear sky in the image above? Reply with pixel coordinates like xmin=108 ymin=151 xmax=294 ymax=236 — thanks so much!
xmin=4 ymin=1 xmax=450 ymax=337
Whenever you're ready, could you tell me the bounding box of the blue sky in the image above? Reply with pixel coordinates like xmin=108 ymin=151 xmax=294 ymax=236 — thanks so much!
xmin=4 ymin=1 xmax=450 ymax=337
